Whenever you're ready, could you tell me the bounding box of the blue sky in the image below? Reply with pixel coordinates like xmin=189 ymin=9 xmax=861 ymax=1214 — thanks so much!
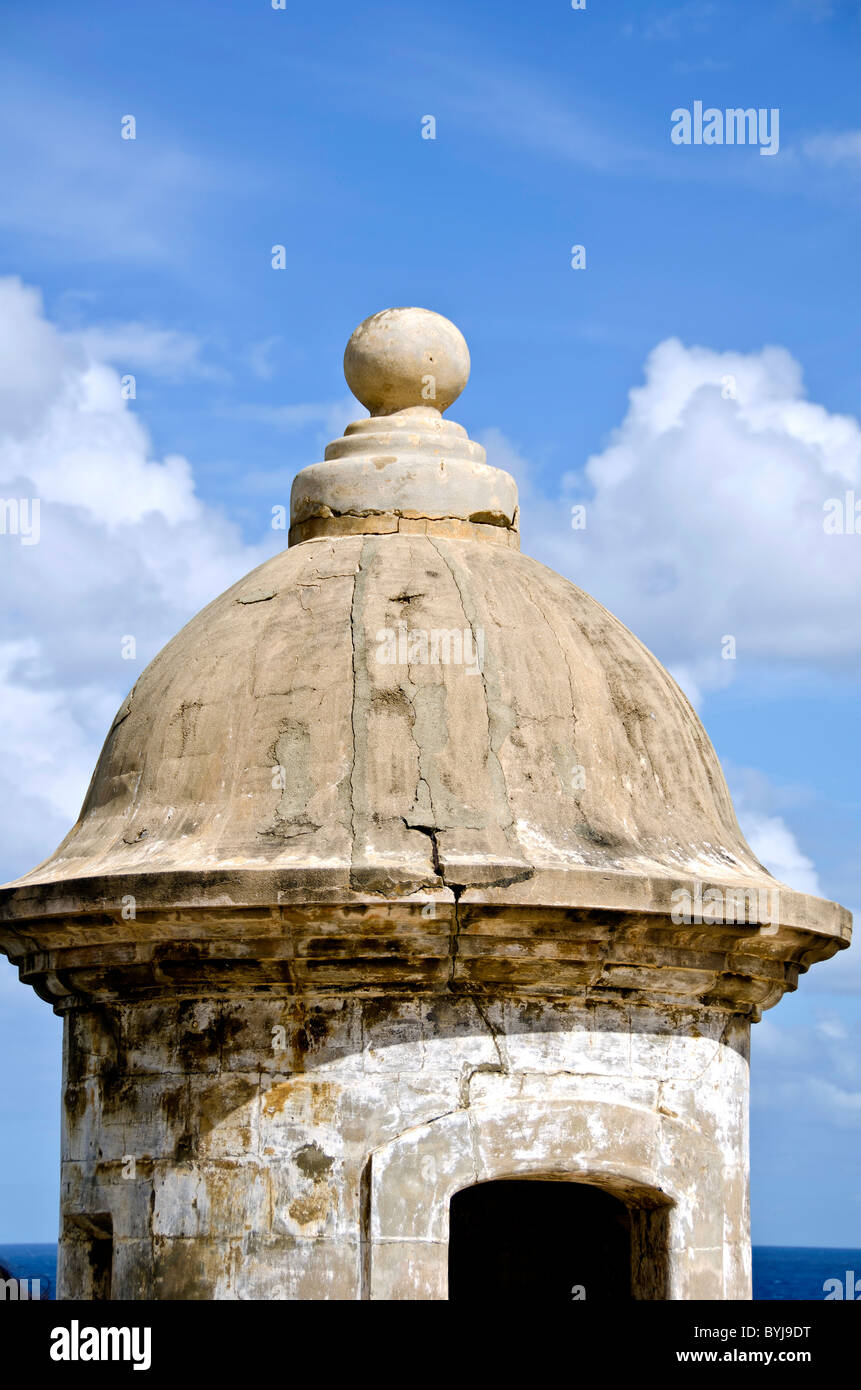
xmin=0 ymin=0 xmax=860 ymax=1246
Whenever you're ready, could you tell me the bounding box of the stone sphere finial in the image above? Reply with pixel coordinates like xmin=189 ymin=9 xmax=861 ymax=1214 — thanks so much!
xmin=344 ymin=307 xmax=470 ymax=416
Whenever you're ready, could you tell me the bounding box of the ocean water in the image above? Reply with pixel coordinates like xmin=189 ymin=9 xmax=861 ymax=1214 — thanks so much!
xmin=1 ymin=1244 xmax=859 ymax=1300
xmin=752 ymin=1246 xmax=861 ymax=1301
xmin=0 ymin=1243 xmax=57 ymax=1299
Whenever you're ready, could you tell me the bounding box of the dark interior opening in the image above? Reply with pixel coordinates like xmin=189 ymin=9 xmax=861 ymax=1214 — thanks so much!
xmin=88 ymin=1222 xmax=113 ymax=1301
xmin=448 ymin=1179 xmax=633 ymax=1302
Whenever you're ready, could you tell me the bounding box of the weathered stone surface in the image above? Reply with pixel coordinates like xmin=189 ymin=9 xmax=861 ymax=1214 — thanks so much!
xmin=0 ymin=531 xmax=849 ymax=956
xmin=343 ymin=307 xmax=470 ymax=416
xmin=57 ymin=996 xmax=750 ymax=1299
xmin=0 ymin=306 xmax=850 ymax=1301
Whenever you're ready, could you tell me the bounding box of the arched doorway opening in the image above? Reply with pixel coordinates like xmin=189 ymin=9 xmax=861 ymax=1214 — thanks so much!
xmin=448 ymin=1179 xmax=661 ymax=1302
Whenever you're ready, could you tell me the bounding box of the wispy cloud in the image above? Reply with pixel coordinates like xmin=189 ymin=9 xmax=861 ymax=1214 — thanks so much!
xmin=247 ymin=336 xmax=284 ymax=382
xmin=228 ymin=396 xmax=358 ymax=438
xmin=0 ymin=74 xmax=256 ymax=267
xmin=790 ymin=0 xmax=836 ymax=18
xmin=803 ymin=129 xmax=861 ymax=167
xmin=624 ymin=1 xmax=717 ymax=42
xmin=76 ymin=323 xmax=228 ymax=383
xmin=429 ymin=56 xmax=642 ymax=174
xmin=673 ymin=57 xmax=730 ymax=73
xmin=754 ymin=1015 xmax=861 ymax=1126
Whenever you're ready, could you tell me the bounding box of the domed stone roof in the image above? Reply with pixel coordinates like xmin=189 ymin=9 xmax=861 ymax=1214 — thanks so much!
xmin=0 ymin=534 xmax=791 ymax=899
xmin=0 ymin=308 xmax=850 ymax=1011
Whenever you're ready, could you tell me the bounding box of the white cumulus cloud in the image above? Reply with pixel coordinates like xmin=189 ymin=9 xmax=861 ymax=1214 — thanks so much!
xmin=0 ymin=277 xmax=275 ymax=883
xmin=739 ymin=812 xmax=821 ymax=896
xmin=486 ymin=336 xmax=861 ymax=699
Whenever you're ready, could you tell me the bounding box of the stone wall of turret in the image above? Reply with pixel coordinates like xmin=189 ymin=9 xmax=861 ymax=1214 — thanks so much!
xmin=58 ymin=992 xmax=750 ymax=1300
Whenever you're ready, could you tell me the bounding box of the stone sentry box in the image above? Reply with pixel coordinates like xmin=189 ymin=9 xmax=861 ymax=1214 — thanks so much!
xmin=0 ymin=308 xmax=850 ymax=1301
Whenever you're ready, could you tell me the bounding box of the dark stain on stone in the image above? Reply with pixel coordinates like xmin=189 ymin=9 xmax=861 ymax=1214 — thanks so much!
xmin=174 ymin=1131 xmax=196 ymax=1161
xmin=577 ymin=823 xmax=623 ymax=851
xmin=159 ymin=1083 xmax=189 ymax=1132
xmin=153 ymin=1237 xmax=212 ymax=1301
xmin=63 ymin=1084 xmax=88 ymax=1123
xmin=177 ymin=1003 xmax=243 ymax=1067
xmin=295 ymin=1008 xmax=330 ymax=1055
xmin=293 ymin=1143 xmax=335 ymax=1180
